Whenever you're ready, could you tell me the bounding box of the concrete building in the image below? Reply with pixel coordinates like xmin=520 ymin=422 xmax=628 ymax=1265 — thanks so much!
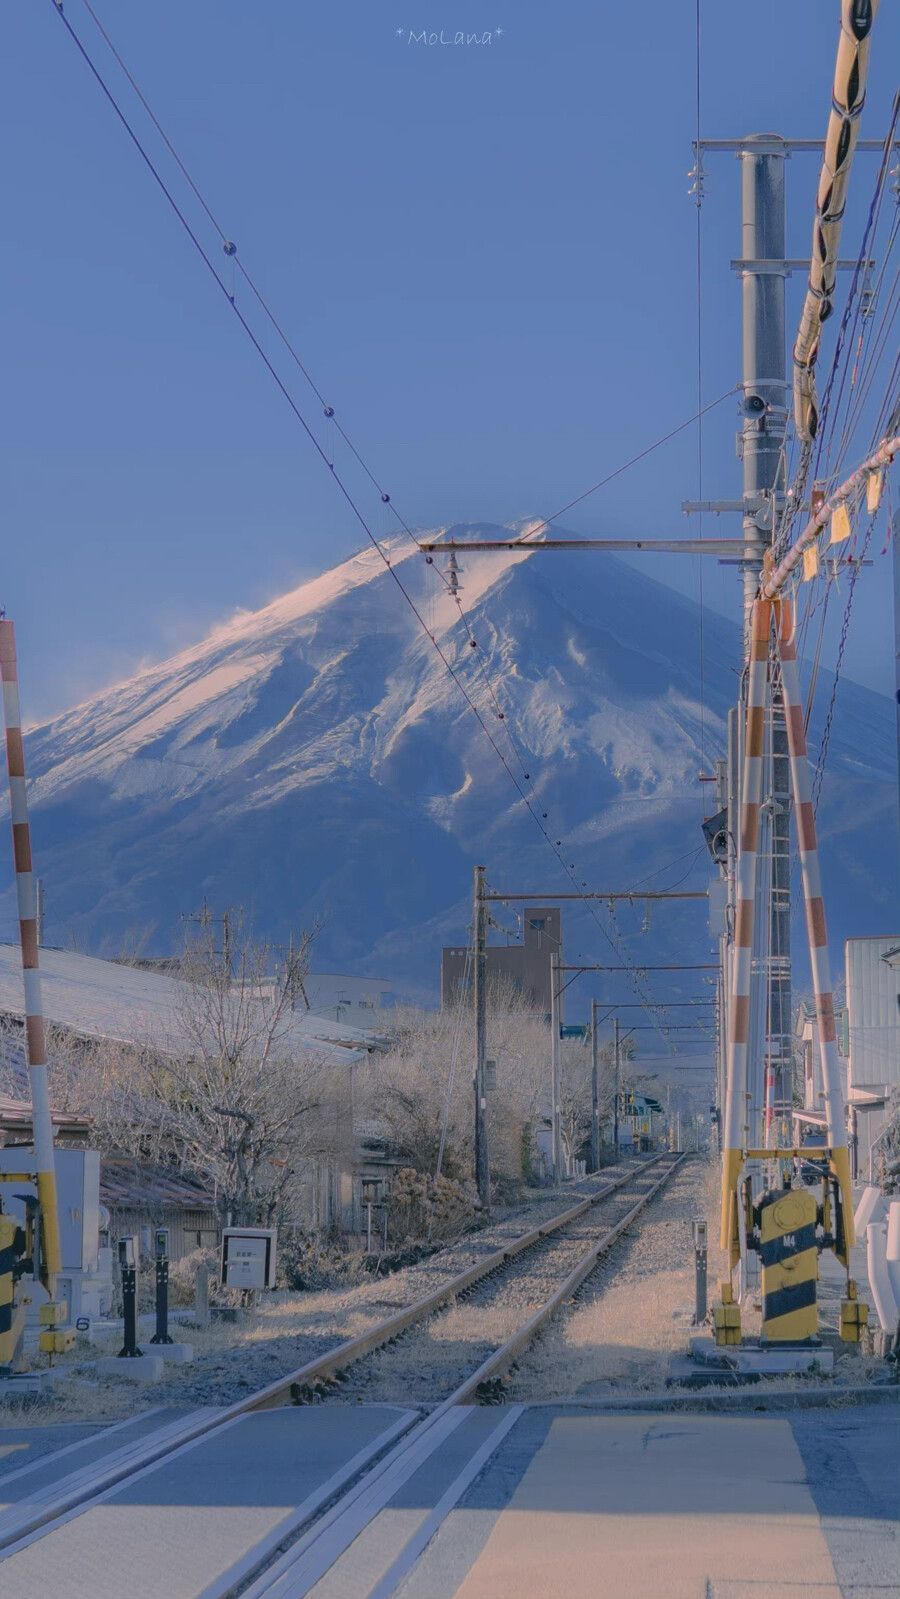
xmin=301 ymin=973 xmax=394 ymax=1026
xmin=792 ymin=1006 xmax=852 ymax=1169
xmin=441 ymin=906 xmax=562 ymax=1019
xmin=845 ymin=935 xmax=900 ymax=1177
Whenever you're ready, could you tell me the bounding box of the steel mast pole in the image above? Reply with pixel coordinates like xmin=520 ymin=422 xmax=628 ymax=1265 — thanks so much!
xmin=739 ymin=135 xmax=792 ymax=1145
xmin=550 ymin=952 xmax=561 ymax=1184
xmin=613 ymin=1017 xmax=620 ymax=1155
xmin=473 ymin=865 xmax=490 ymax=1213
xmin=590 ymin=998 xmax=601 ymax=1173
xmin=894 ymin=506 xmax=900 ymax=841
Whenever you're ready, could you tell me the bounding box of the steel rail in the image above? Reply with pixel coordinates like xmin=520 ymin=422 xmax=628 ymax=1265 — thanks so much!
xmin=247 ymin=1155 xmax=665 ymax=1408
xmin=451 ymin=1154 xmax=685 ymax=1403
xmin=0 ymin=1159 xmax=666 ymax=1552
xmin=231 ymin=1155 xmax=687 ymax=1599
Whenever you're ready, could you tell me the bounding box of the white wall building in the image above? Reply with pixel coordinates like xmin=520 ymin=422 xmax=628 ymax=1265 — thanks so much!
xmin=845 ymin=935 xmax=900 ymax=1175
xmin=301 ymin=973 xmax=394 ymax=1027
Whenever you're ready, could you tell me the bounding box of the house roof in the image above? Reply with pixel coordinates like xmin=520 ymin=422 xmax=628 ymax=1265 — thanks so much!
xmin=0 ymin=944 xmax=383 ymax=1064
xmin=99 ymin=1158 xmax=216 ymax=1212
xmin=0 ymin=1092 xmax=91 ymax=1140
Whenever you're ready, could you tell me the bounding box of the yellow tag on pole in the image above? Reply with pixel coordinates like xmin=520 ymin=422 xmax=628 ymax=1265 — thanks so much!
xmin=803 ymin=544 xmax=819 ymax=581
xmin=866 ymin=470 xmax=883 ymax=513
xmin=830 ymin=503 xmax=852 ymax=544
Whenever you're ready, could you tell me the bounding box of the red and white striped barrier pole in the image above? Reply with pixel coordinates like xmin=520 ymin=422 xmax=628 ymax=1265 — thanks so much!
xmin=775 ymin=600 xmax=854 ymax=1256
xmin=720 ymin=598 xmax=771 ymax=1262
xmin=0 ymin=620 xmax=61 ymax=1285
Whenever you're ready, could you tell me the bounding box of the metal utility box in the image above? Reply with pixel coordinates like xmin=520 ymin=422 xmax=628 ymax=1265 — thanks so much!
xmin=0 ymin=1148 xmax=100 ymax=1271
xmin=221 ymin=1227 xmax=277 ymax=1291
xmin=0 ymin=1147 xmax=108 ymax=1324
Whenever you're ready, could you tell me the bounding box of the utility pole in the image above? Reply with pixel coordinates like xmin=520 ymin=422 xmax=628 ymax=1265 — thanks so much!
xmin=613 ymin=1016 xmax=620 ymax=1154
xmin=35 ymin=877 xmax=45 ymax=948
xmin=738 ymin=135 xmax=793 ymax=1145
xmin=473 ymin=865 xmax=490 ymax=1212
xmin=590 ymin=998 xmax=601 ymax=1173
xmin=894 ymin=507 xmax=900 ymax=840
xmin=694 ymin=132 xmax=896 ymax=1152
xmin=550 ymin=950 xmax=561 ymax=1184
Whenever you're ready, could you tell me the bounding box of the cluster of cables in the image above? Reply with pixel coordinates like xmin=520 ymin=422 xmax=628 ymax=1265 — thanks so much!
xmin=46 ymin=0 xmax=728 ymax=1051
xmin=772 ymin=92 xmax=900 ymax=815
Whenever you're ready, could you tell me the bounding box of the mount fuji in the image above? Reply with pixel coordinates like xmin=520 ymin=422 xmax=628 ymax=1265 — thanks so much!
xmin=8 ymin=526 xmax=898 ymax=1003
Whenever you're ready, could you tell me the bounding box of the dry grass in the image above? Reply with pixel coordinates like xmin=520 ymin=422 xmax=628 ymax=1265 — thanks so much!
xmin=507 ymin=1156 xmax=878 ymax=1401
xmin=1 ymin=1180 xmax=608 ymax=1426
xmin=5 ymin=1157 xmax=880 ymax=1426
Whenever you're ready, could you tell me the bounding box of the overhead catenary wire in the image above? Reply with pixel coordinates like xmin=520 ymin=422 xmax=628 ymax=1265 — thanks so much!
xmin=694 ymin=0 xmax=707 ymax=772
xmin=52 ymin=0 xmax=686 ymax=1048
xmin=774 ymin=73 xmax=898 ymax=575
xmin=72 ymin=0 xmax=728 ymax=930
xmin=510 ymin=385 xmax=740 ymax=543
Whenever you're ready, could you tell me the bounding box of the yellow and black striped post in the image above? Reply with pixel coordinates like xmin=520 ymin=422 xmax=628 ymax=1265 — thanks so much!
xmin=759 ymin=1188 xmax=818 ymax=1342
xmin=0 ymin=620 xmax=62 ymax=1288
xmin=0 ymin=1213 xmax=27 ymax=1370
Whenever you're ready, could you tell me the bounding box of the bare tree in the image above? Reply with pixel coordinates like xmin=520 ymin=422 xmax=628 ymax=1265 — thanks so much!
xmin=364 ymin=979 xmax=550 ymax=1190
xmin=556 ymin=1034 xmax=641 ymax=1172
xmin=25 ymin=915 xmax=347 ymax=1228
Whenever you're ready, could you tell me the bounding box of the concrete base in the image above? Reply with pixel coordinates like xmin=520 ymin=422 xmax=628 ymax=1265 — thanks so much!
xmin=669 ymin=1337 xmax=835 ymax=1387
xmin=146 ymin=1341 xmax=193 ymax=1363
xmin=95 ymin=1354 xmax=164 ymax=1383
xmin=691 ymin=1336 xmax=834 ymax=1373
xmin=0 ymin=1370 xmax=57 ymax=1400
xmin=72 ymin=1310 xmax=195 ymax=1345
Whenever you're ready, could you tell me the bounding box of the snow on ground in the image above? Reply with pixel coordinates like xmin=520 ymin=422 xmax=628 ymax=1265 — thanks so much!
xmin=0 ymin=944 xmax=377 ymax=1060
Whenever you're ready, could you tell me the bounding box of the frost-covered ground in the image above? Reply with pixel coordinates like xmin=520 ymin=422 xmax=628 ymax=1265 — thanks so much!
xmin=507 ymin=1157 xmax=881 ymax=1402
xmin=4 ymin=1157 xmax=881 ymax=1429
xmin=2 ymin=1170 xmax=631 ymax=1426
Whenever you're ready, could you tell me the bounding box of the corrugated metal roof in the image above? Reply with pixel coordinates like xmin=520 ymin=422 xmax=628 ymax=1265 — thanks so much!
xmin=100 ymin=1159 xmax=216 ymax=1211
xmin=845 ymin=934 xmax=900 ymax=1097
xmin=0 ymin=1093 xmax=91 ymax=1137
xmin=0 ymin=945 xmax=380 ymax=1063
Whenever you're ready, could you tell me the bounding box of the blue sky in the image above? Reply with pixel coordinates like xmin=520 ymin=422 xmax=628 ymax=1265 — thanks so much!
xmin=2 ymin=0 xmax=898 ymax=722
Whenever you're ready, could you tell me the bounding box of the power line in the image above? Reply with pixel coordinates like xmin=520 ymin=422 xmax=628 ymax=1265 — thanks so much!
xmin=52 ymin=0 xmax=684 ymax=1043
xmin=512 ymin=386 xmax=740 ymax=540
xmin=694 ymin=0 xmax=706 ymax=772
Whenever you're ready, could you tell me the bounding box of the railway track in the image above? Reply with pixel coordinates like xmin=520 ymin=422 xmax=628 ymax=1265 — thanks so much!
xmin=0 ymin=1153 xmax=685 ymax=1599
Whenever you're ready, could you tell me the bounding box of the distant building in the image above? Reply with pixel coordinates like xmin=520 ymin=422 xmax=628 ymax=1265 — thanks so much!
xmin=441 ymin=907 xmax=562 ymax=1020
xmin=0 ymin=945 xmax=391 ymax=1242
xmin=845 ymin=935 xmax=900 ymax=1176
xmin=793 ymin=1005 xmax=848 ymax=1142
xmin=99 ymin=1159 xmax=219 ymax=1263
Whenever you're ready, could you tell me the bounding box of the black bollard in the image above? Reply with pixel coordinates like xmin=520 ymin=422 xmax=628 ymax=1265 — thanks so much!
xmin=117 ymin=1236 xmax=142 ymax=1358
xmin=692 ymin=1219 xmax=708 ymax=1325
xmin=150 ymin=1228 xmax=174 ymax=1346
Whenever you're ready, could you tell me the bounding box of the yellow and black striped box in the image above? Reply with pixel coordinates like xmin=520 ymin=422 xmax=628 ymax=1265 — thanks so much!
xmin=759 ymin=1189 xmax=818 ymax=1342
